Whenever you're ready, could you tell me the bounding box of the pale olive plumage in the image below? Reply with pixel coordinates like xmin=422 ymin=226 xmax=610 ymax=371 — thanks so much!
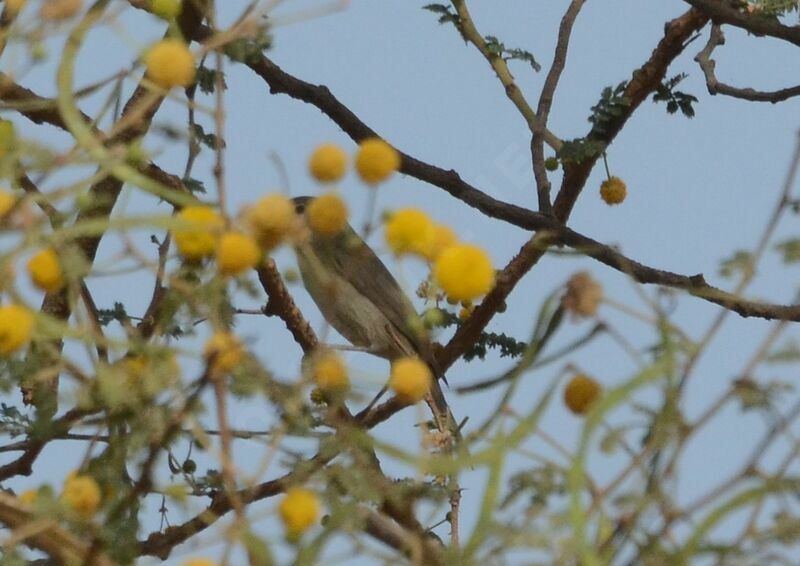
xmin=292 ymin=196 xmax=455 ymax=435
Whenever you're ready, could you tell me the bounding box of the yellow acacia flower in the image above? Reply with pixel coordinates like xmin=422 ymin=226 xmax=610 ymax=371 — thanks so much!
xmin=18 ymin=489 xmax=38 ymax=506
xmin=458 ymin=306 xmax=473 ymax=321
xmin=308 ymin=143 xmax=347 ymax=183
xmin=182 ymin=560 xmax=215 ymax=566
xmin=244 ymin=193 xmax=296 ymax=251
xmin=306 ymin=193 xmax=348 ymax=237
xmin=216 ymin=232 xmax=260 ymax=276
xmin=145 ymin=39 xmax=196 ymax=89
xmin=388 ymin=357 xmax=431 ymax=404
xmin=108 ymin=353 xmax=180 ymax=403
xmin=174 ymin=205 xmax=224 ymax=260
xmin=561 ymin=271 xmax=603 ymax=318
xmin=433 ymin=243 xmax=495 ymax=302
xmin=0 ymin=190 xmax=16 ymax=218
xmin=311 ymin=351 xmax=349 ymax=392
xmin=152 ymin=0 xmax=181 ymax=19
xmin=279 ymin=487 xmax=320 ymax=535
xmin=0 ymin=304 xmax=34 ymax=356
xmin=425 ymin=224 xmax=458 ymax=261
xmin=600 ymin=176 xmax=627 ymax=205
xmin=203 ymin=332 xmax=245 ymax=375
xmin=564 ymin=373 xmax=602 ymax=415
xmin=355 ymin=138 xmax=400 ymax=185
xmin=61 ymin=473 xmax=101 ymax=517
xmin=384 ymin=208 xmax=435 ymax=258
xmin=27 ymin=248 xmax=65 ymax=293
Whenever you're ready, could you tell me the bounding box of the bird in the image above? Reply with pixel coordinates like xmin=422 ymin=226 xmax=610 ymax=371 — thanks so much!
xmin=291 ymin=196 xmax=458 ymax=440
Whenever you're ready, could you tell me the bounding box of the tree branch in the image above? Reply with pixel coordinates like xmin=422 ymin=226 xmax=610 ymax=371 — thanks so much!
xmin=682 ymin=0 xmax=800 ymax=46
xmin=695 ymin=24 xmax=800 ymax=102
xmin=532 ymin=0 xmax=587 ymax=213
xmin=0 ymin=493 xmax=114 ymax=565
xmin=552 ymin=7 xmax=709 ymax=221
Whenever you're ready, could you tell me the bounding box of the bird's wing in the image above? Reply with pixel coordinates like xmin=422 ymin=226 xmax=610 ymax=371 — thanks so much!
xmin=315 ymin=230 xmax=430 ymax=355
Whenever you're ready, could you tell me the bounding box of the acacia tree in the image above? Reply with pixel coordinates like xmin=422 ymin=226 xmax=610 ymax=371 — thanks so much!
xmin=1 ymin=0 xmax=800 ymax=564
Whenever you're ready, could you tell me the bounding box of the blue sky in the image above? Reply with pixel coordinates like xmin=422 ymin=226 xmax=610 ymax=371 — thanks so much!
xmin=3 ymin=1 xmax=800 ymax=563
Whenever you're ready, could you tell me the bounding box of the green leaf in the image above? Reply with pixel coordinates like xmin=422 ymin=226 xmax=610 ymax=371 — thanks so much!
xmin=422 ymin=4 xmax=460 ymax=27
xmin=484 ymin=35 xmax=540 ymax=71
xmin=718 ymin=250 xmax=753 ymax=278
xmin=588 ymin=81 xmax=630 ymax=134
xmin=652 ymin=74 xmax=698 ymax=119
xmin=557 ymin=138 xmax=605 ymax=164
xmin=195 ymin=65 xmax=226 ymax=95
xmin=775 ymin=238 xmax=800 ymax=263
xmin=97 ymin=302 xmax=128 ymax=326
xmin=224 ymin=27 xmax=273 ymax=64
xmin=766 ymin=339 xmax=800 ymax=363
xmin=182 ymin=176 xmax=207 ymax=194
xmin=191 ymin=123 xmax=224 ymax=150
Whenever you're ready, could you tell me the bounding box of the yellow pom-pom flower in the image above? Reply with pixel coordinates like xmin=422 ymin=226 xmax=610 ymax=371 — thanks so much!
xmin=182 ymin=559 xmax=216 ymax=566
xmin=279 ymin=487 xmax=320 ymax=535
xmin=61 ymin=473 xmax=101 ymax=517
xmin=0 ymin=190 xmax=17 ymax=218
xmin=27 ymin=248 xmax=65 ymax=293
xmin=0 ymin=304 xmax=34 ymax=356
xmin=145 ymin=39 xmax=196 ymax=89
xmin=203 ymin=332 xmax=245 ymax=375
xmin=434 ymin=243 xmax=495 ymax=302
xmin=308 ymin=143 xmax=347 ymax=183
xmin=600 ymin=176 xmax=627 ymax=205
xmin=425 ymin=224 xmax=458 ymax=261
xmin=564 ymin=373 xmax=602 ymax=415
xmin=216 ymin=232 xmax=260 ymax=276
xmin=244 ymin=193 xmax=296 ymax=251
xmin=18 ymin=489 xmax=38 ymax=506
xmin=311 ymin=351 xmax=349 ymax=392
xmin=305 ymin=193 xmax=348 ymax=237
xmin=561 ymin=271 xmax=603 ymax=318
xmin=174 ymin=206 xmax=224 ymax=260
xmin=152 ymin=0 xmax=181 ymax=19
xmin=389 ymin=357 xmax=432 ymax=404
xmin=355 ymin=138 xmax=400 ymax=185
xmin=384 ymin=208 xmax=435 ymax=258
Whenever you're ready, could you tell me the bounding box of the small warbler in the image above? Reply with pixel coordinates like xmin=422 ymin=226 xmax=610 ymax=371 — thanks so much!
xmin=292 ymin=196 xmax=458 ymax=438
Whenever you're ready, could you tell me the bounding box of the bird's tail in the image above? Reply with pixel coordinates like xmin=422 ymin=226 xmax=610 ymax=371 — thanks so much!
xmin=425 ymin=364 xmax=464 ymax=446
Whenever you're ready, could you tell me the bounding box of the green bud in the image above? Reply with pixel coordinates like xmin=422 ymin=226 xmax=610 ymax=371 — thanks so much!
xmin=422 ymin=308 xmax=446 ymax=328
xmin=310 ymin=388 xmax=326 ymax=405
xmin=152 ymin=0 xmax=182 ymax=19
xmin=31 ymin=43 xmax=47 ymax=62
xmin=126 ymin=141 xmax=149 ymax=166
xmin=544 ymin=157 xmax=559 ymax=171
